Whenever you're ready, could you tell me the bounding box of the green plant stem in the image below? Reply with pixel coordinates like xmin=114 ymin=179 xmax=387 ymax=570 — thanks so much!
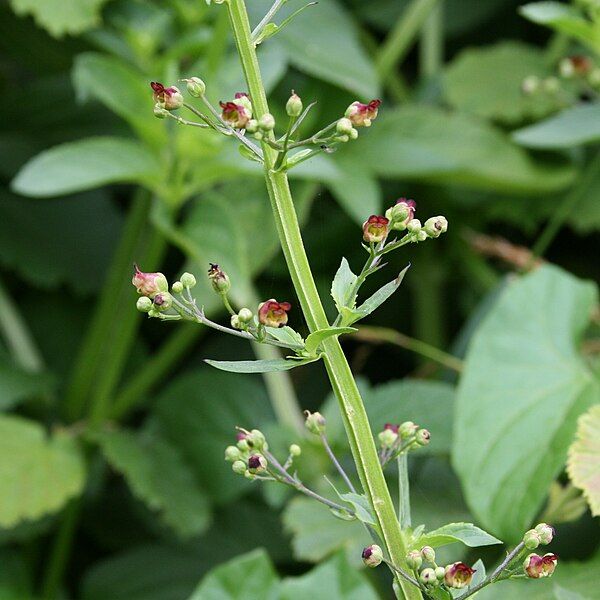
xmin=352 ymin=325 xmax=463 ymax=372
xmin=0 ymin=277 xmax=44 ymax=372
xmin=397 ymin=453 xmax=411 ymax=528
xmin=530 ymin=151 xmax=600 ymax=262
xmin=376 ymin=0 xmax=439 ymax=81
xmin=226 ymin=2 xmax=421 ymax=597
xmin=419 ymin=1 xmax=443 ymax=78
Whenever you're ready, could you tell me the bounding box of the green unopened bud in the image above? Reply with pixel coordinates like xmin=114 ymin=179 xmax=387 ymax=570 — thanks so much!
xmin=153 ymin=292 xmax=173 ymax=311
xmin=247 ymin=454 xmax=267 ymax=474
xmin=406 ymin=550 xmax=422 ymax=570
xmin=232 ymin=460 xmax=247 ymax=475
xmin=136 ymin=296 xmax=153 ymax=313
xmin=172 ymin=281 xmax=183 ymax=293
xmin=180 ymin=272 xmax=196 ymax=288
xmin=286 ymin=91 xmax=303 ymax=117
xmin=237 ymin=437 xmax=250 ymax=452
xmin=524 ymin=529 xmax=541 ymax=549
xmin=420 ymin=568 xmax=437 ymax=586
xmin=423 ymin=216 xmax=448 ymax=238
xmin=421 ymin=546 xmax=436 ymax=563
xmin=238 ymin=308 xmax=253 ymax=323
xmin=147 ymin=309 xmax=161 ymax=318
xmin=415 ymin=429 xmax=431 ymax=446
xmin=154 ymin=104 xmax=168 ymax=119
xmin=208 ymin=263 xmax=230 ymax=294
xmin=335 ymin=134 xmax=349 ymax=143
xmin=521 ymin=75 xmax=540 ymax=95
xmin=245 ymin=119 xmax=258 ymax=133
xmin=184 ymin=76 xmax=206 ymax=97
xmin=289 ymin=444 xmax=301 ymax=457
xmin=258 ymin=113 xmax=275 ymax=131
xmin=399 ymin=421 xmax=418 ymax=439
xmin=534 ymin=523 xmax=555 ymax=545
xmin=248 ymin=429 xmax=266 ymax=450
xmin=225 ymin=446 xmax=241 ymax=462
xmin=336 ymin=118 xmax=354 ymax=136
xmin=254 ymin=131 xmax=264 ymax=140
xmin=349 ymin=128 xmax=358 ymax=140
xmin=435 ymin=566 xmax=446 ymax=581
xmin=231 ymin=315 xmax=242 ymax=329
xmin=362 ymin=545 xmax=383 ymax=568
xmin=417 ymin=230 xmax=427 ymax=242
xmin=304 ymin=411 xmax=326 ymax=435
xmin=378 ymin=428 xmax=398 ymax=448
xmin=407 ymin=218 xmax=422 ymax=233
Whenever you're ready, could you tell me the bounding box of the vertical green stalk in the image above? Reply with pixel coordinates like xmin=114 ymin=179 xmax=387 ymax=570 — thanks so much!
xmin=419 ymin=1 xmax=443 ymax=78
xmin=397 ymin=453 xmax=411 ymax=529
xmin=225 ymin=2 xmax=421 ymax=597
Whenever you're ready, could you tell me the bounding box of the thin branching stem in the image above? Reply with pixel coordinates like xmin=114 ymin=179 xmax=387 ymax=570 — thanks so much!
xmin=320 ymin=433 xmax=357 ymax=493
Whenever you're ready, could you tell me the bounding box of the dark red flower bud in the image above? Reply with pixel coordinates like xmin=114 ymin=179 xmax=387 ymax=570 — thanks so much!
xmin=444 ymin=562 xmax=476 ymax=589
xmin=207 ymin=263 xmax=231 ymax=294
xmin=362 ymin=215 xmax=389 ymax=243
xmin=132 ymin=264 xmax=168 ymax=298
xmin=258 ymin=299 xmax=291 ymax=328
xmin=345 ymin=99 xmax=381 ymax=127
xmin=384 ymin=423 xmax=399 ymax=434
xmin=150 ymin=81 xmax=183 ymax=110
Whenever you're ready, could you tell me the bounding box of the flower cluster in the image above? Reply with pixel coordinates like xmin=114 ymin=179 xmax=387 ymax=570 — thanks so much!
xmin=378 ymin=421 xmax=430 ymax=466
xmin=224 ymin=428 xmax=272 ymax=479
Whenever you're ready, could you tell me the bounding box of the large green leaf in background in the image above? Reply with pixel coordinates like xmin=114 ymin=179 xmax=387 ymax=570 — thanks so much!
xmin=96 ymin=428 xmax=211 ymax=538
xmin=343 ymin=105 xmax=577 ymax=194
xmin=453 ymin=265 xmax=599 ymax=541
xmin=444 ymin=42 xmax=562 ymax=125
xmin=0 ymin=415 xmax=85 ymax=527
xmin=11 ymin=137 xmax=162 ymax=197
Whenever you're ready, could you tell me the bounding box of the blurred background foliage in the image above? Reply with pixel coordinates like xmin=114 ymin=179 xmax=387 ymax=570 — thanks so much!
xmin=0 ymin=0 xmax=599 ymax=598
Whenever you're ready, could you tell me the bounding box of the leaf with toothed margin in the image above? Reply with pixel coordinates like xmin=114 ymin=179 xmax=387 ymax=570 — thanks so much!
xmin=204 ymin=356 xmax=320 ymax=373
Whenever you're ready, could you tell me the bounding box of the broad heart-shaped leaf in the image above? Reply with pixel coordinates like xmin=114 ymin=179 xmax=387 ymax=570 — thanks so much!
xmin=512 ymin=103 xmax=600 ymax=149
xmin=9 ymin=0 xmax=110 ymax=37
xmin=344 ymin=105 xmax=576 ymax=194
xmin=152 ymin=370 xmax=275 ymax=504
xmin=331 ymin=258 xmax=358 ymax=312
xmin=204 ymin=356 xmax=320 ymax=373
xmin=413 ymin=522 xmax=501 ymax=550
xmin=72 ymin=53 xmax=165 ymax=147
xmin=0 ymin=415 xmax=85 ymax=527
xmin=567 ymin=404 xmax=600 ymax=517
xmin=95 ymin=428 xmax=210 ymax=538
xmin=11 ymin=137 xmax=161 ymax=198
xmin=249 ymin=0 xmax=379 ymax=97
xmin=305 ymin=327 xmax=357 ymax=356
xmin=453 ymin=265 xmax=599 ymax=541
xmin=188 ymin=548 xmax=279 ymax=600
xmin=444 ymin=42 xmax=563 ymax=125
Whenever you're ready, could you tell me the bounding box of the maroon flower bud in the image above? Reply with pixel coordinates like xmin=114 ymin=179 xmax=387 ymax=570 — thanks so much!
xmin=150 ymin=82 xmax=183 ymax=110
xmin=258 ymin=299 xmax=291 ymax=328
xmin=444 ymin=562 xmax=476 ymax=589
xmin=304 ymin=411 xmax=326 ymax=435
xmin=384 ymin=423 xmax=399 ymax=434
xmin=247 ymin=454 xmax=267 ymax=474
xmin=219 ymin=101 xmax=250 ymax=129
xmin=362 ymin=544 xmax=383 ymax=567
xmin=345 ymin=99 xmax=381 ymax=127
xmin=362 ymin=215 xmax=389 ymax=243
xmin=208 ymin=263 xmax=231 ymax=294
xmin=415 ymin=429 xmax=431 ymax=446
xmin=152 ymin=292 xmax=173 ymax=311
xmin=541 ymin=553 xmax=558 ymax=577
xmin=524 ymin=554 xmax=544 ymax=578
xmin=132 ymin=264 xmax=168 ymax=298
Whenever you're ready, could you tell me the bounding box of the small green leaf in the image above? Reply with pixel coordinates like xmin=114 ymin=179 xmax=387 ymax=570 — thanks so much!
xmin=254 ymin=22 xmax=279 ymax=45
xmin=12 ymin=137 xmax=161 ymax=198
xmin=204 ymin=356 xmax=320 ymax=373
xmin=331 ymin=258 xmax=358 ymax=312
xmin=338 ymin=493 xmax=376 ymax=526
xmin=567 ymin=404 xmax=600 ymax=517
xmin=265 ymin=326 xmax=305 ymax=348
xmin=0 ymin=415 xmax=85 ymax=527
xmin=414 ymin=522 xmax=501 ymax=549
xmin=305 ymin=327 xmax=356 ymax=355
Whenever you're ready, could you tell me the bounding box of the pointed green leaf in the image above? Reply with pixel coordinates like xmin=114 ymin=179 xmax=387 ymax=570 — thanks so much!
xmin=338 ymin=493 xmax=376 ymax=526
xmin=265 ymin=326 xmax=305 ymax=348
xmin=414 ymin=522 xmax=501 ymax=549
xmin=305 ymin=327 xmax=357 ymax=355
xmin=205 ymin=356 xmax=320 ymax=373
xmin=331 ymin=258 xmax=358 ymax=312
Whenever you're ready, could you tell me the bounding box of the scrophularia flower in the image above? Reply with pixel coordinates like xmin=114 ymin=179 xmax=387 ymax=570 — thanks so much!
xmin=132 ymin=264 xmax=168 ymax=298
xmin=524 ymin=553 xmax=558 ymax=578
xmin=247 ymin=454 xmax=267 ymax=474
xmin=362 ymin=215 xmax=389 ymax=243
xmin=345 ymin=99 xmax=381 ymax=127
xmin=208 ymin=263 xmax=231 ymax=294
xmin=258 ymin=299 xmax=291 ymax=328
xmin=150 ymin=82 xmax=183 ymax=110
xmin=219 ymin=100 xmax=251 ymax=129
xmin=444 ymin=562 xmax=476 ymax=589
xmin=361 ymin=544 xmax=383 ymax=567
xmin=386 ymin=198 xmax=416 ymax=230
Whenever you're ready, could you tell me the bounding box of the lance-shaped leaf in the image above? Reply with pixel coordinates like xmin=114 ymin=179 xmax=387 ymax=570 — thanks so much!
xmin=331 ymin=258 xmax=358 ymax=312
xmin=265 ymin=326 xmax=305 ymax=349
xmin=413 ymin=522 xmax=501 ymax=550
xmin=204 ymin=356 xmax=320 ymax=373
xmin=305 ymin=327 xmax=357 ymax=355
xmin=567 ymin=404 xmax=600 ymax=517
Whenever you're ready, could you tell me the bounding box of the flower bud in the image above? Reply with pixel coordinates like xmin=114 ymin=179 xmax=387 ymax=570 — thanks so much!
xmin=150 ymin=82 xmax=183 ymax=110
xmin=248 ymin=429 xmax=266 ymax=450
xmin=421 ymin=546 xmax=435 ymax=563
xmin=419 ymin=568 xmax=437 ymax=586
xmin=237 ymin=436 xmax=250 ymax=451
xmin=362 ymin=215 xmax=389 ymax=243
xmin=335 ymin=134 xmax=349 ymax=143
xmin=253 ymin=131 xmax=264 ymax=140
xmin=423 ymin=216 xmax=448 ymax=238
xmin=534 ymin=523 xmax=555 ymax=545
xmin=172 ymin=281 xmax=183 ymax=294
xmin=523 ymin=529 xmax=541 ymax=549
xmin=153 ymin=292 xmax=173 ymax=311
xmin=136 ymin=296 xmax=153 ymax=313
xmin=180 ymin=272 xmax=197 ymax=288
xmin=378 ymin=428 xmax=398 ymax=449
xmin=132 ymin=265 xmax=168 ymax=298
xmin=153 ymin=104 xmax=168 ymax=119
xmin=232 ymin=460 xmax=247 ymax=475
xmin=183 ymin=76 xmax=206 ymax=97
xmin=345 ymin=99 xmax=381 ymax=127
xmin=286 ymin=91 xmax=303 ymax=117
xmin=238 ymin=308 xmax=253 ymax=323
xmin=148 ymin=309 xmax=161 ymax=318
xmin=231 ymin=315 xmax=242 ymax=329
xmin=208 ymin=263 xmax=230 ymax=294
xmin=234 ymin=92 xmax=252 ymax=114
xmin=541 ymin=553 xmax=558 ymax=577
xmin=524 ymin=553 xmax=558 ymax=578
xmin=258 ymin=299 xmax=291 ymax=328
xmin=444 ymin=562 xmax=476 ymax=589
xmin=415 ymin=429 xmax=431 ymax=446
xmin=407 ymin=218 xmax=422 ymax=233
xmin=521 ymin=75 xmax=541 ymax=95
xmin=435 ymin=566 xmax=445 ymax=581
xmin=349 ymin=128 xmax=359 ymax=140
xmin=400 ymin=421 xmax=418 ymax=439
xmin=247 ymin=454 xmax=267 ymax=474
xmin=304 ymin=410 xmax=326 ymax=435
xmin=336 ymin=118 xmax=355 ymax=136
xmin=560 ymin=55 xmax=592 ymax=78
xmin=386 ymin=198 xmax=416 ymax=231
xmin=289 ymin=444 xmax=301 ymax=457
xmin=245 ymin=119 xmax=259 ymax=133
xmin=406 ymin=550 xmax=422 ymax=570
xmin=361 ymin=544 xmax=383 ymax=568
xmin=225 ymin=446 xmax=241 ymax=462
xmin=258 ymin=113 xmax=275 ymax=131
xmin=417 ymin=231 xmax=427 ymax=242
xmin=219 ymin=100 xmax=250 ymax=129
